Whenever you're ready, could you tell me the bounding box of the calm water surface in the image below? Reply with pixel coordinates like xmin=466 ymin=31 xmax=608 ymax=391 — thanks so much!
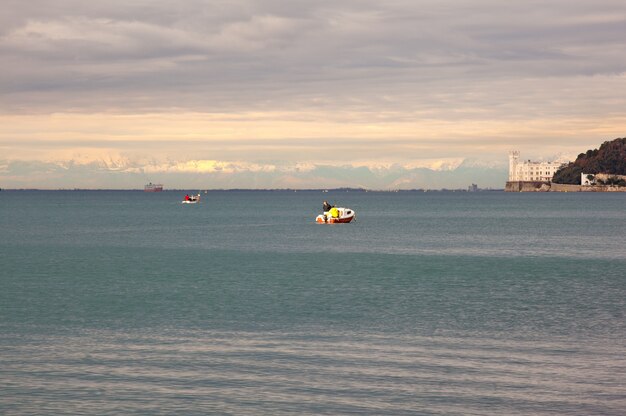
xmin=1 ymin=190 xmax=625 ymax=415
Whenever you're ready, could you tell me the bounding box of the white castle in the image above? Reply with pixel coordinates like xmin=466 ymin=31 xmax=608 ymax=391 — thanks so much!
xmin=508 ymin=151 xmax=566 ymax=182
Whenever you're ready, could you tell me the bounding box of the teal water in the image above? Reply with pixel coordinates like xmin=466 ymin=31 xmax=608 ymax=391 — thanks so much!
xmin=1 ymin=190 xmax=625 ymax=415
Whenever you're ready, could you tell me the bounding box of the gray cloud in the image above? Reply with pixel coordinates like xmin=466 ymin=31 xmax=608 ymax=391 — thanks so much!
xmin=2 ymin=0 xmax=625 ymax=114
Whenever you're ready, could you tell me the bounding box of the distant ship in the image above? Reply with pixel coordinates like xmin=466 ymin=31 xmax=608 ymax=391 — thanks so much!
xmin=144 ymin=182 xmax=163 ymax=192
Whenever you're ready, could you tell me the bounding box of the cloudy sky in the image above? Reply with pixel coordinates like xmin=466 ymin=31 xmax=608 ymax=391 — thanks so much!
xmin=1 ymin=0 xmax=624 ymax=189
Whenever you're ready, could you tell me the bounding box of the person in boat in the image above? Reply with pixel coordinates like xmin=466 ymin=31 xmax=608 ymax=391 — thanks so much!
xmin=322 ymin=201 xmax=339 ymax=221
xmin=185 ymin=194 xmax=190 ymax=201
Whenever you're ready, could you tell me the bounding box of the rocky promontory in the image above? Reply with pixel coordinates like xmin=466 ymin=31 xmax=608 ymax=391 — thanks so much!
xmin=552 ymin=137 xmax=626 ymax=185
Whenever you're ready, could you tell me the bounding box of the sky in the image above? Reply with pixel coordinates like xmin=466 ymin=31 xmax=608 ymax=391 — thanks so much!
xmin=1 ymin=0 xmax=625 ymax=189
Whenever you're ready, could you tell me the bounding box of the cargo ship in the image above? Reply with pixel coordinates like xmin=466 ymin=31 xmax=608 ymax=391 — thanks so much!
xmin=144 ymin=182 xmax=163 ymax=192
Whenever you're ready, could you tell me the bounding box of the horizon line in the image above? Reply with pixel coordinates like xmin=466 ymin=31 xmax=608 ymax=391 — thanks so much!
xmin=0 ymin=187 xmax=503 ymax=192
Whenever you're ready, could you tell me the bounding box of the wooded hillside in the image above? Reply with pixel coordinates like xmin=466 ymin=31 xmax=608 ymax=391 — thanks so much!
xmin=552 ymin=138 xmax=626 ymax=184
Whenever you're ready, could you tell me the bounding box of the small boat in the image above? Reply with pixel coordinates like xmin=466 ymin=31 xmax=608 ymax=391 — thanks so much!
xmin=315 ymin=207 xmax=355 ymax=223
xmin=182 ymin=194 xmax=201 ymax=204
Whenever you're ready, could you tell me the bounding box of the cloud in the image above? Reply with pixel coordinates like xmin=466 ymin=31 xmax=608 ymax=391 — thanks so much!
xmin=2 ymin=13 xmax=301 ymax=59
xmin=2 ymin=18 xmax=196 ymax=58
xmin=2 ymin=1 xmax=625 ymax=112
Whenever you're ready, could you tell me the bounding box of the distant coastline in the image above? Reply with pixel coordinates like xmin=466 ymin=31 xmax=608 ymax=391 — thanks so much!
xmin=506 ymin=137 xmax=626 ymax=192
xmin=505 ymin=181 xmax=626 ymax=192
xmin=0 ymin=187 xmax=505 ymax=193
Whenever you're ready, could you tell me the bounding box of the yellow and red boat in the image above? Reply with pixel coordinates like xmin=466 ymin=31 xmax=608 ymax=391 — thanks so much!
xmin=315 ymin=207 xmax=355 ymax=224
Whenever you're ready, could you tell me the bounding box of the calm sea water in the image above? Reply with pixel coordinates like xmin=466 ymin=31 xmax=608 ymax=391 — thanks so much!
xmin=1 ymin=190 xmax=625 ymax=415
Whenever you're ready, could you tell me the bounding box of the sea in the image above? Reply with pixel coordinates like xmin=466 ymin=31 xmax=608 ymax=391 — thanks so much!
xmin=1 ymin=190 xmax=625 ymax=415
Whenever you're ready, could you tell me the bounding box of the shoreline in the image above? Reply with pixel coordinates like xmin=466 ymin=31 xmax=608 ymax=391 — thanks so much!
xmin=0 ymin=188 xmax=505 ymax=192
xmin=505 ymin=181 xmax=626 ymax=192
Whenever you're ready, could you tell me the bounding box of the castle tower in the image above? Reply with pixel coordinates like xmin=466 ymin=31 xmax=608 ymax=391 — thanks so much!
xmin=508 ymin=151 xmax=520 ymax=181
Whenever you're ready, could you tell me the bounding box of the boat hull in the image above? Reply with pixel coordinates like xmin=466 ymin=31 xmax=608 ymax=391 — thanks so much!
xmin=316 ymin=215 xmax=354 ymax=224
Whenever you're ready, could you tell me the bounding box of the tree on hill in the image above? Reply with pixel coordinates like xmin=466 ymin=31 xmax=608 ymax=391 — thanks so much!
xmin=552 ymin=137 xmax=626 ymax=184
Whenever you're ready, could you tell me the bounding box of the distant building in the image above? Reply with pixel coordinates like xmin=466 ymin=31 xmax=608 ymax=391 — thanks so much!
xmin=583 ymin=173 xmax=626 ymax=186
xmin=508 ymin=151 xmax=566 ymax=182
xmin=468 ymin=183 xmax=478 ymax=192
xmin=581 ymin=173 xmax=596 ymax=186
